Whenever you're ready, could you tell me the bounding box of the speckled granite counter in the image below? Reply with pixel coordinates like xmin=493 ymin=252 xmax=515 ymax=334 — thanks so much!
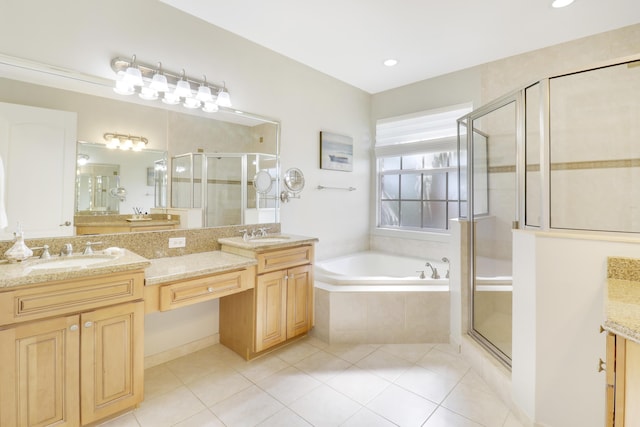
xmin=604 ymin=257 xmax=640 ymax=343
xmin=218 ymin=234 xmax=318 ymax=253
xmin=0 ymin=249 xmax=150 ymax=288
xmin=144 ymin=251 xmax=257 ymax=286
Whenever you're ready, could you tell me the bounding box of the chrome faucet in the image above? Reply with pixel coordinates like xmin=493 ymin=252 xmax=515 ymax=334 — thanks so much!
xmin=60 ymin=243 xmax=73 ymax=256
xmin=425 ymin=262 xmax=440 ymax=279
xmin=31 ymin=244 xmax=51 ymax=259
xmin=441 ymin=257 xmax=450 ymax=278
xmin=83 ymin=241 xmax=103 ymax=255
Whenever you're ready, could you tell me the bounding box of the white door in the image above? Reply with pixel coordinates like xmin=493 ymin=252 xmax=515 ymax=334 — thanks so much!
xmin=0 ymin=102 xmax=77 ymax=239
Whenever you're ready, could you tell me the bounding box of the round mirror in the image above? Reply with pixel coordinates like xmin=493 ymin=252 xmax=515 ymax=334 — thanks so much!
xmin=283 ymin=168 xmax=305 ymax=193
xmin=253 ymin=170 xmax=273 ymax=194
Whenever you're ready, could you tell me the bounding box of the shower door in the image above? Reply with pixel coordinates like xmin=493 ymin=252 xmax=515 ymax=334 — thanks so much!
xmin=204 ymin=155 xmax=244 ymax=226
xmin=465 ymin=94 xmax=519 ymax=365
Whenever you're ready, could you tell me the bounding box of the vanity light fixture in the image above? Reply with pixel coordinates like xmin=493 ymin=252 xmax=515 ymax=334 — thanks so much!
xmin=111 ymin=56 xmax=232 ymax=111
xmin=103 ymin=132 xmax=148 ymax=151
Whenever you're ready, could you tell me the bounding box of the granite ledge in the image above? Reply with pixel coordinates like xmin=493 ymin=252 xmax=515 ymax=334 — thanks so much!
xmin=0 ymin=249 xmax=150 ymax=288
xmin=218 ymin=234 xmax=318 ymax=252
xmin=145 ymin=250 xmax=257 ymax=286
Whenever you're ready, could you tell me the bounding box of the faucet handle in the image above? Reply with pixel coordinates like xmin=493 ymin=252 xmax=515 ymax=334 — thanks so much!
xmin=239 ymin=229 xmax=249 ymax=241
xmin=31 ymin=245 xmax=51 ymax=259
xmin=83 ymin=241 xmax=103 ymax=255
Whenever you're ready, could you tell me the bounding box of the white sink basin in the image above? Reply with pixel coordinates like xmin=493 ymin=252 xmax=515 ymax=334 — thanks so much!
xmin=28 ymin=255 xmax=117 ymax=271
xmin=251 ymin=236 xmax=291 ymax=243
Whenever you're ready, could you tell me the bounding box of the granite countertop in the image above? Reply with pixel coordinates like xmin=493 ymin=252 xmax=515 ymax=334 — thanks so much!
xmin=78 ymin=220 xmax=180 ymax=228
xmin=604 ymin=257 xmax=640 ymax=343
xmin=0 ymin=249 xmax=150 ymax=288
xmin=218 ymin=234 xmax=318 ymax=252
xmin=145 ymin=250 xmax=258 ymax=286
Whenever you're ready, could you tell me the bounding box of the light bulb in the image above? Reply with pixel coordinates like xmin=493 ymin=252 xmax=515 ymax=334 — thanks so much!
xmin=202 ymin=101 xmax=219 ymax=113
xmin=215 ymin=88 xmax=232 ymax=107
xmin=162 ymin=92 xmax=180 ymax=105
xmin=114 ymin=71 xmax=135 ymax=95
xmin=183 ymin=97 xmax=201 ymax=109
xmin=196 ymin=85 xmax=213 ymax=102
xmin=149 ymin=73 xmax=169 ymax=92
xmin=139 ymin=86 xmax=159 ymax=100
xmin=174 ymin=79 xmax=192 ymax=98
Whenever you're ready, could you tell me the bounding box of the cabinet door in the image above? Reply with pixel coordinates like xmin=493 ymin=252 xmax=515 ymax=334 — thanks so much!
xmin=286 ymin=264 xmax=313 ymax=339
xmin=255 ymin=270 xmax=287 ymax=352
xmin=80 ymin=301 xmax=144 ymax=425
xmin=0 ymin=315 xmax=80 ymax=427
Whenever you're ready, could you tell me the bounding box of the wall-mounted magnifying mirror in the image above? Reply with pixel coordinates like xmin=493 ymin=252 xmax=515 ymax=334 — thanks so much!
xmin=253 ymin=170 xmax=273 ymax=194
xmin=280 ymin=168 xmax=305 ymax=202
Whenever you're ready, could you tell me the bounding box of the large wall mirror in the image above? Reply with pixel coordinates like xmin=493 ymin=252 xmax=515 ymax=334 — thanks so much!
xmin=0 ymin=72 xmax=279 ymax=240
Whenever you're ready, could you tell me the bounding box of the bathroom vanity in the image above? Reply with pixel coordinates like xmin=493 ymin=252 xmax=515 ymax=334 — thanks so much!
xmin=218 ymin=235 xmax=318 ymax=359
xmin=0 ymin=251 xmax=149 ymax=427
xmin=603 ymin=257 xmax=640 ymax=427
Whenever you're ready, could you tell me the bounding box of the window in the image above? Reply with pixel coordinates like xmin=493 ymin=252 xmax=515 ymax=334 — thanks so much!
xmin=375 ymin=104 xmax=471 ymax=232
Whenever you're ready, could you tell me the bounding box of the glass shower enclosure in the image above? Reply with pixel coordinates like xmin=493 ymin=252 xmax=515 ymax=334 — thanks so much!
xmin=171 ymin=152 xmax=278 ymax=227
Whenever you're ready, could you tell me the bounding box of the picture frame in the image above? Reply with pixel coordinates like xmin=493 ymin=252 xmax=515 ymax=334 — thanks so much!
xmin=319 ymin=131 xmax=353 ymax=172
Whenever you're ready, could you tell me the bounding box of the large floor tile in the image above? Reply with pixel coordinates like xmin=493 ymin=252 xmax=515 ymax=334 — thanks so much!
xmin=324 ymin=343 xmax=380 ymax=363
xmin=143 ymin=364 xmax=183 ymax=401
xmin=235 ymin=354 xmax=290 ymax=383
xmin=423 ymin=406 xmax=483 ymax=427
xmin=275 ymin=341 xmax=321 ymax=364
xmin=366 ymin=384 xmax=438 ymax=427
xmin=288 ymin=384 xmax=362 ymax=427
xmin=134 ymin=386 xmax=206 ymax=427
xmin=257 ymin=407 xmax=312 ymax=426
xmin=188 ymin=370 xmax=253 ymax=407
xmin=97 ymin=412 xmax=140 ymax=427
xmin=294 ymin=349 xmax=352 ymax=382
xmin=394 ymin=365 xmax=459 ymax=404
xmin=327 ymin=365 xmax=391 ymax=405
xmin=441 ymin=382 xmax=510 ymax=427
xmin=356 ymin=348 xmax=414 ymax=382
xmin=341 ymin=408 xmax=397 ymax=427
xmin=210 ymin=385 xmax=284 ymax=427
xmin=257 ymin=366 xmax=322 ymax=405
xmin=172 ymin=409 xmax=226 ymax=427
xmin=380 ymin=343 xmax=436 ymax=363
xmin=417 ymin=347 xmax=471 ymax=382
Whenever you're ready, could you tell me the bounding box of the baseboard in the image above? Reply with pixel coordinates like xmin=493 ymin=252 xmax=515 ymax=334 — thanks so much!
xmin=144 ymin=334 xmax=220 ymax=369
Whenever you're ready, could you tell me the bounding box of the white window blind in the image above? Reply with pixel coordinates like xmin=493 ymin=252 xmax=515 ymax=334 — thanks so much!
xmin=375 ymin=103 xmax=472 ymax=147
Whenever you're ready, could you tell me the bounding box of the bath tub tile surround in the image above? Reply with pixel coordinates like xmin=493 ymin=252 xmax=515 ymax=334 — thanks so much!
xmin=0 ymin=223 xmax=280 ymax=261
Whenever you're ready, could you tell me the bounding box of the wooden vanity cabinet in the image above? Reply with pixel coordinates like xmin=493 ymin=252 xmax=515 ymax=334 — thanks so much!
xmin=220 ymin=245 xmax=314 ymax=359
xmin=606 ymin=332 xmax=640 ymax=426
xmin=0 ymin=270 xmax=145 ymax=427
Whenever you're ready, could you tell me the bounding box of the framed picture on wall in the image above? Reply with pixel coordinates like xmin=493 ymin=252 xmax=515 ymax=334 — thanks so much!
xmin=320 ymin=131 xmax=353 ymax=172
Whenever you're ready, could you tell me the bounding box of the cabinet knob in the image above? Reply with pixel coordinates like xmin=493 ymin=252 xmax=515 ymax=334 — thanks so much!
xmin=207 ymin=287 xmax=214 ymax=293
xmin=598 ymin=358 xmax=606 ymax=372
xmin=84 ymin=321 xmax=93 ymax=328
xmin=69 ymin=324 xmax=79 ymax=332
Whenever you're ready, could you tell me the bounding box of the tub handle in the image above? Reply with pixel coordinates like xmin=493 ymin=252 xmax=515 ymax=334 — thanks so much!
xmin=416 ymin=270 xmax=426 ymax=279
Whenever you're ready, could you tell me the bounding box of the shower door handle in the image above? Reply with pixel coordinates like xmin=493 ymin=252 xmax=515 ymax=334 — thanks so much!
xmin=511 ymin=220 xmax=519 ymax=230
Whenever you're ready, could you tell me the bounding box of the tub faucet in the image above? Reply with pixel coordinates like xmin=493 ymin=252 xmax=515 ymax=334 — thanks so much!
xmin=441 ymin=257 xmax=450 ymax=278
xmin=425 ymin=262 xmax=440 ymax=279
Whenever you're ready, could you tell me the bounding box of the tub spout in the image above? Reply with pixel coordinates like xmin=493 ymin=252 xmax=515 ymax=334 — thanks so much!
xmin=425 ymin=262 xmax=440 ymax=279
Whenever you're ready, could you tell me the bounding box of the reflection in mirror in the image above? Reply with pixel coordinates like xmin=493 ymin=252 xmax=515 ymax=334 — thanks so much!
xmin=76 ymin=142 xmax=167 ymax=216
xmin=0 ymin=73 xmax=280 ymax=240
xmin=171 ymin=152 xmax=278 ymax=227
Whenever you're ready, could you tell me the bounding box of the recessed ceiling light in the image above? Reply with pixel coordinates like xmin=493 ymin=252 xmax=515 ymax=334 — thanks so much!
xmin=552 ymin=0 xmax=574 ymax=8
xmin=383 ymin=59 xmax=398 ymax=67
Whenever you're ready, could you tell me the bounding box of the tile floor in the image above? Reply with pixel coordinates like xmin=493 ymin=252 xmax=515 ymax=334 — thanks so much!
xmin=100 ymin=337 xmax=525 ymax=427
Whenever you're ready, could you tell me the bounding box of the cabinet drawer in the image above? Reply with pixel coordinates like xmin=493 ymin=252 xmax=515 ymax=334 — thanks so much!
xmin=159 ymin=268 xmax=253 ymax=311
xmin=256 ymin=245 xmax=313 ymax=274
xmin=0 ymin=271 xmax=144 ymax=326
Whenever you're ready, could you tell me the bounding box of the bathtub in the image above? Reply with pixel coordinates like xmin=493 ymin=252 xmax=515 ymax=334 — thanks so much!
xmin=314 ymin=251 xmax=449 ymax=291
xmin=313 ymin=251 xmax=450 ymax=344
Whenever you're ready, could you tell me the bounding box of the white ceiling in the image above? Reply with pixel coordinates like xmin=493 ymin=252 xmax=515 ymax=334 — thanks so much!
xmin=160 ymin=0 xmax=640 ymax=94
